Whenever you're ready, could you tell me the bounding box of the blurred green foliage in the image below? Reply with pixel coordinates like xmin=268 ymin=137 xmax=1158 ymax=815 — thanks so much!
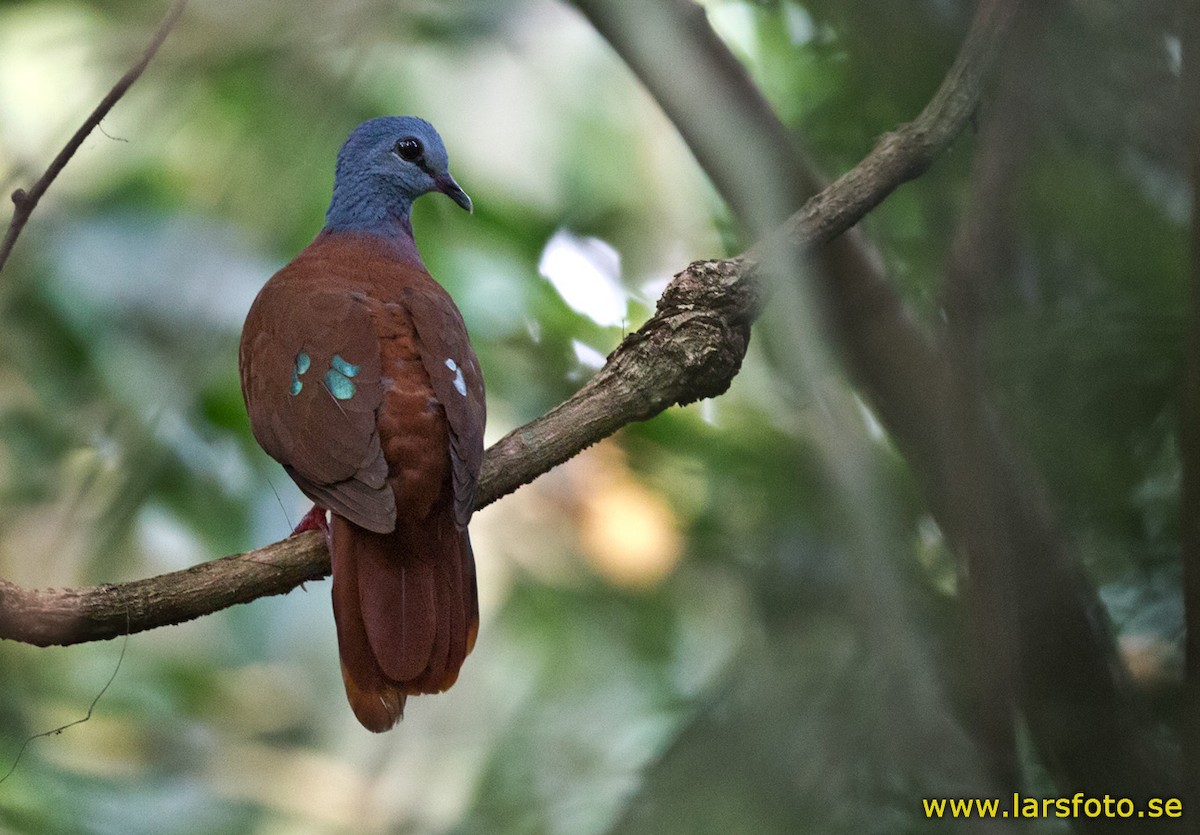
xmin=0 ymin=0 xmax=1187 ymax=833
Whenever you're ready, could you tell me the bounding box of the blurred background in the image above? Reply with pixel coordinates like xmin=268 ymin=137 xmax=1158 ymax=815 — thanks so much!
xmin=0 ymin=0 xmax=1187 ymax=832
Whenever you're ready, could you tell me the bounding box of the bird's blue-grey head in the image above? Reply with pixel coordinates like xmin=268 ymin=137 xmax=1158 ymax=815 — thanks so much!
xmin=324 ymin=116 xmax=472 ymax=238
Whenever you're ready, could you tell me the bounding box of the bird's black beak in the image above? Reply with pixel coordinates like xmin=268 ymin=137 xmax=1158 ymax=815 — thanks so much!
xmin=436 ymin=174 xmax=473 ymax=213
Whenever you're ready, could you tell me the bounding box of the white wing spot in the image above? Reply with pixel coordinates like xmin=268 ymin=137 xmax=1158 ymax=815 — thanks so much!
xmin=445 ymin=357 xmax=467 ymax=396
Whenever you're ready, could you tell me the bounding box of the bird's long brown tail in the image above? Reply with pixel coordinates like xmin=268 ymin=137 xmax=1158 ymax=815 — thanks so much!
xmin=331 ymin=513 xmax=479 ymax=732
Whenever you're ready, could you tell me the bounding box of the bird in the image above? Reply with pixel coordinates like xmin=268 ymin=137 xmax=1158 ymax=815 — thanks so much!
xmin=238 ymin=117 xmax=485 ymax=732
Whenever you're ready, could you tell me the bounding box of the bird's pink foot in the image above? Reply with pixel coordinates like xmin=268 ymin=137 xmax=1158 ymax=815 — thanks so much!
xmin=293 ymin=505 xmax=332 ymax=553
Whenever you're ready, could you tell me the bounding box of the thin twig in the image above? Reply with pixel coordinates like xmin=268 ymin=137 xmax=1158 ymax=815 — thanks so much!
xmin=0 ymin=0 xmax=188 ymax=274
xmin=0 ymin=610 xmax=129 ymax=786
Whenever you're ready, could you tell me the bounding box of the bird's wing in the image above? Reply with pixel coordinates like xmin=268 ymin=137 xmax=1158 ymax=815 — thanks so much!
xmin=403 ymin=283 xmax=486 ymax=528
xmin=240 ymin=278 xmax=396 ymax=533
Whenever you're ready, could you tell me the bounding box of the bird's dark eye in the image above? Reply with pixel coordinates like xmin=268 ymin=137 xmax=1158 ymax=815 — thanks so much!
xmin=394 ymin=137 xmax=423 ymax=162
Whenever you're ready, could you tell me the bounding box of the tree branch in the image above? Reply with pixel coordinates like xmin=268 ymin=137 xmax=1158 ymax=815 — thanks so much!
xmin=479 ymin=257 xmax=758 ymax=505
xmin=0 ymin=0 xmax=188 ymax=275
xmin=0 ymin=532 xmax=326 ymax=647
xmin=765 ymin=0 xmax=1021 ymax=251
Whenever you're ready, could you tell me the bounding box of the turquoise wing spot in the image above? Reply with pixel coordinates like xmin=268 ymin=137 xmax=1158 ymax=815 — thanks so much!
xmin=324 ymin=355 xmax=359 ymax=400
xmin=290 ymin=351 xmax=311 ymax=396
xmin=325 ymin=368 xmax=356 ymax=400
xmin=331 ymin=355 xmax=360 ymax=378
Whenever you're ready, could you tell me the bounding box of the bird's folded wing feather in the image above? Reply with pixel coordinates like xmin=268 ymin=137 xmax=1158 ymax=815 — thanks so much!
xmin=240 ymin=284 xmax=396 ymax=533
xmin=404 ymin=285 xmax=486 ymax=528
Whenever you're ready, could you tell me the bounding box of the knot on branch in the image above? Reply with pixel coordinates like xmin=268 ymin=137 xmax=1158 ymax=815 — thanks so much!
xmin=606 ymin=257 xmax=758 ymax=415
xmin=658 ymin=256 xmax=762 ymax=325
